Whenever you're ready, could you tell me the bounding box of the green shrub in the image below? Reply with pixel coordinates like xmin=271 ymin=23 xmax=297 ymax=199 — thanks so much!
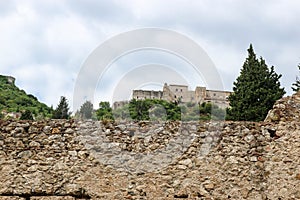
xmin=20 ymin=110 xmax=33 ymax=120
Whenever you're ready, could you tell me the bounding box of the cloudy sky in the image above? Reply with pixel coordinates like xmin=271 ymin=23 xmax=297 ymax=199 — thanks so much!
xmin=1 ymin=0 xmax=300 ymax=110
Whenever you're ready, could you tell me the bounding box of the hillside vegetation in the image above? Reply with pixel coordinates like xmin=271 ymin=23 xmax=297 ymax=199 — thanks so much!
xmin=0 ymin=75 xmax=53 ymax=119
xmin=112 ymin=99 xmax=225 ymax=121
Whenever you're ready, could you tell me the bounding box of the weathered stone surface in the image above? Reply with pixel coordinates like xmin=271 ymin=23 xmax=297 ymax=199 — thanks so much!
xmin=0 ymin=91 xmax=299 ymax=200
xmin=265 ymin=90 xmax=300 ymax=123
xmin=31 ymin=197 xmax=75 ymax=200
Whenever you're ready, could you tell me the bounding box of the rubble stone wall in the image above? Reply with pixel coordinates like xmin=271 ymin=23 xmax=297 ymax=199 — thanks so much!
xmin=2 ymin=91 xmax=300 ymax=199
xmin=0 ymin=117 xmax=299 ymax=200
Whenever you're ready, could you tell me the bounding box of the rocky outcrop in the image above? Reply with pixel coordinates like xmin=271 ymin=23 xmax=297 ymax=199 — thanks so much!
xmin=265 ymin=91 xmax=300 ymax=122
xmin=1 ymin=92 xmax=300 ymax=199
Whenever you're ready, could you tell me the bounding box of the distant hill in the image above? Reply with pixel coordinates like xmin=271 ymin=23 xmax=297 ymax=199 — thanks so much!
xmin=0 ymin=75 xmax=53 ymax=118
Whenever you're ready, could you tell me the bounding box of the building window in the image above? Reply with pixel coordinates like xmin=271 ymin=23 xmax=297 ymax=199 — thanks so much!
xmin=176 ymin=88 xmax=178 ymax=92
xmin=214 ymin=93 xmax=216 ymax=96
xmin=174 ymin=95 xmax=177 ymax=98
xmin=180 ymin=89 xmax=182 ymax=92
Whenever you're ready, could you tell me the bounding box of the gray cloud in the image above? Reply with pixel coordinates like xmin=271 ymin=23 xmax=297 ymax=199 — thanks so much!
xmin=0 ymin=1 xmax=16 ymax=16
xmin=0 ymin=0 xmax=299 ymax=110
xmin=66 ymin=0 xmax=135 ymax=24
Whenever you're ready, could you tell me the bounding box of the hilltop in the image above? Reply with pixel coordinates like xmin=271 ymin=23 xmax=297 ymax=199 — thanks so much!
xmin=0 ymin=75 xmax=52 ymax=118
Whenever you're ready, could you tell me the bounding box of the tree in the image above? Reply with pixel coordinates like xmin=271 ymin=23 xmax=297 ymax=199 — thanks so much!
xmin=129 ymin=99 xmax=151 ymax=120
xmin=227 ymin=44 xmax=285 ymax=121
xmin=79 ymin=100 xmax=94 ymax=119
xmin=52 ymin=96 xmax=71 ymax=119
xmin=112 ymin=104 xmax=131 ymax=120
xmin=128 ymin=99 xmax=181 ymax=121
xmin=96 ymin=101 xmax=114 ymax=120
xmin=20 ymin=109 xmax=33 ymax=120
xmin=292 ymin=64 xmax=300 ymax=92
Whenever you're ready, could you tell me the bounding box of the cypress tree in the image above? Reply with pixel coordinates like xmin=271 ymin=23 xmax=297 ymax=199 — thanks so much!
xmin=52 ymin=96 xmax=71 ymax=119
xmin=79 ymin=100 xmax=94 ymax=119
xmin=227 ymin=44 xmax=285 ymax=121
xmin=20 ymin=109 xmax=34 ymax=120
xmin=292 ymin=64 xmax=300 ymax=92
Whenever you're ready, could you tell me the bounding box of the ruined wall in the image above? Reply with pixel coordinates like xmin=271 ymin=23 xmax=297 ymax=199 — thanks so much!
xmin=132 ymin=90 xmax=163 ymax=100
xmin=131 ymin=83 xmax=232 ymax=109
xmin=0 ymin=116 xmax=299 ymax=199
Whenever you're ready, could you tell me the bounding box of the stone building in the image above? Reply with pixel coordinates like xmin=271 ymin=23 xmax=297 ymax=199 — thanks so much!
xmin=0 ymin=75 xmax=15 ymax=85
xmin=131 ymin=83 xmax=231 ymax=109
xmin=113 ymin=83 xmax=231 ymax=110
xmin=132 ymin=90 xmax=163 ymax=100
xmin=6 ymin=76 xmax=15 ymax=85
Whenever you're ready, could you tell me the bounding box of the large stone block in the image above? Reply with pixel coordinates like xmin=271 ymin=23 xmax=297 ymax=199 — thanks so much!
xmin=31 ymin=197 xmax=75 ymax=200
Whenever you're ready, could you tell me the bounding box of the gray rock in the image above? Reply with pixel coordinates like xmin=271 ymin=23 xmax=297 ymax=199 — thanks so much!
xmin=18 ymin=150 xmax=33 ymax=159
xmin=179 ymin=158 xmax=192 ymax=166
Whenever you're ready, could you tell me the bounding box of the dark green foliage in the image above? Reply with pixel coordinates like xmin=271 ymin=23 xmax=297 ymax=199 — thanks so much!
xmin=186 ymin=102 xmax=196 ymax=108
xmin=149 ymin=104 xmax=167 ymax=120
xmin=0 ymin=75 xmax=53 ymax=118
xmin=112 ymin=104 xmax=131 ymax=120
xmin=292 ymin=64 xmax=300 ymax=92
xmin=128 ymin=99 xmax=181 ymax=121
xmin=96 ymin=101 xmax=114 ymax=120
xmin=198 ymin=102 xmax=225 ymax=120
xmin=20 ymin=109 xmax=33 ymax=120
xmin=79 ymin=100 xmax=94 ymax=119
xmin=200 ymin=102 xmax=212 ymax=115
xmin=211 ymin=104 xmax=226 ymax=120
xmin=113 ymin=98 xmax=225 ymax=121
xmin=52 ymin=96 xmax=71 ymax=119
xmin=227 ymin=44 xmax=285 ymax=121
xmin=129 ymin=99 xmax=150 ymax=120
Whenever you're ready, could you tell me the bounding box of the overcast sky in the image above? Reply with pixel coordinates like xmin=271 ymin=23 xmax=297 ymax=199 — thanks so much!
xmin=1 ymin=0 xmax=300 ymax=110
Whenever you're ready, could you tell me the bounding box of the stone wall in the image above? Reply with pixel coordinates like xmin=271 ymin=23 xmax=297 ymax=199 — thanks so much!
xmin=265 ymin=91 xmax=300 ymax=123
xmin=0 ymin=120 xmax=94 ymax=200
xmin=0 ymin=116 xmax=299 ymax=199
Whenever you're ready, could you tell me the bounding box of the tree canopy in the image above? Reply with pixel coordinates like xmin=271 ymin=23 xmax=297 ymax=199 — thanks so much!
xmin=79 ymin=100 xmax=94 ymax=119
xmin=20 ymin=109 xmax=34 ymax=120
xmin=292 ymin=64 xmax=300 ymax=92
xmin=112 ymin=99 xmax=225 ymax=121
xmin=128 ymin=99 xmax=181 ymax=121
xmin=96 ymin=101 xmax=114 ymax=120
xmin=52 ymin=96 xmax=71 ymax=119
xmin=227 ymin=44 xmax=285 ymax=121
